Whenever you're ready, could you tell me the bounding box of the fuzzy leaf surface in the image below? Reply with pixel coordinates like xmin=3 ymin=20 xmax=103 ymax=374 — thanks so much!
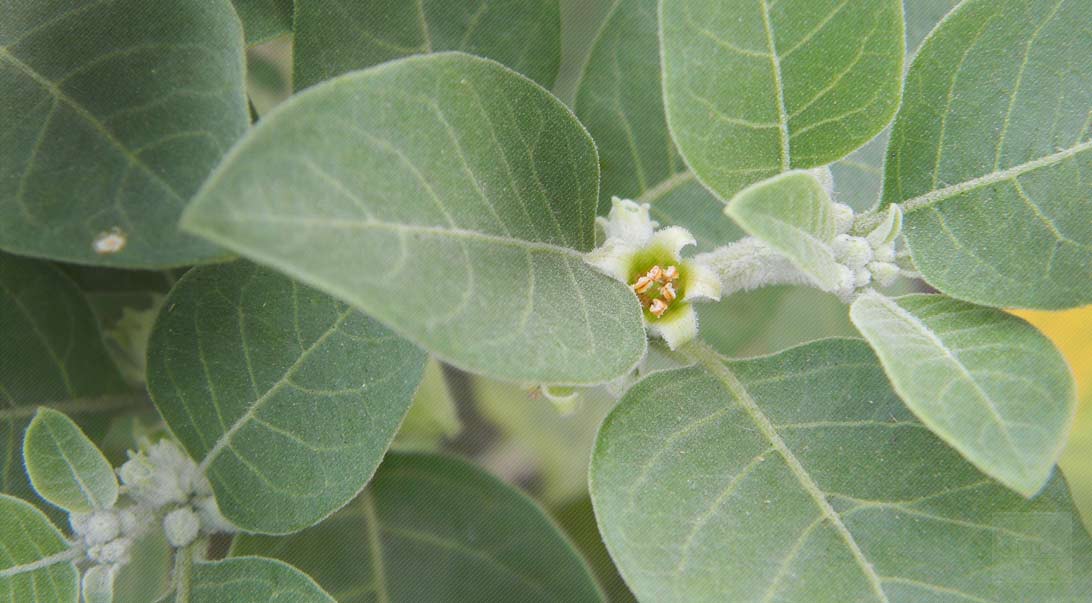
xmin=23 ymin=408 xmax=118 ymax=513
xmin=0 ymin=494 xmax=78 ymax=603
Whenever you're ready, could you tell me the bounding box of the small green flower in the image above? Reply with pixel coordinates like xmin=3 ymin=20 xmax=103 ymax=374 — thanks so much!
xmin=585 ymin=198 xmax=721 ymax=349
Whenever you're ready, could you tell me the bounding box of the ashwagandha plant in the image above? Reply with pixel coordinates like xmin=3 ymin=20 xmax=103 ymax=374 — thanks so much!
xmin=0 ymin=0 xmax=1090 ymax=601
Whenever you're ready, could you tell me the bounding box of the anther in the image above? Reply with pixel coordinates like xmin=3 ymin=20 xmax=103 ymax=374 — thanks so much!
xmin=650 ymin=299 xmax=669 ymax=317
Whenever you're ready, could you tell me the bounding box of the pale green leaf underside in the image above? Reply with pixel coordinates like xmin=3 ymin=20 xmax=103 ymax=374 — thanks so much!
xmin=233 ymin=453 xmax=603 ymax=602
xmin=0 ymin=0 xmax=249 ymax=267
xmin=190 ymin=557 xmax=334 ymax=603
xmin=24 ymin=408 xmax=118 ymax=513
xmin=882 ymin=0 xmax=1092 ymax=309
xmin=661 ymin=0 xmax=904 ymax=202
xmin=591 ymin=338 xmax=1092 ymax=602
xmin=80 ymin=564 xmax=115 ymax=603
xmin=294 ymin=0 xmax=560 ymax=90
xmin=146 ymin=261 xmax=427 ymax=534
xmin=849 ymin=292 xmax=1075 ymax=497
xmin=726 ymin=170 xmax=841 ymax=290
xmin=0 ymin=494 xmax=78 ymax=603
xmin=0 ymin=253 xmax=127 ymax=519
xmin=231 ymin=0 xmax=293 ymax=44
xmin=184 ymin=52 xmax=646 ymax=385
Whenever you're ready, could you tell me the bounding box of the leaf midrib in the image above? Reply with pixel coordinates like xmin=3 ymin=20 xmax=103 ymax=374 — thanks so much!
xmin=687 ymin=342 xmax=890 ymax=603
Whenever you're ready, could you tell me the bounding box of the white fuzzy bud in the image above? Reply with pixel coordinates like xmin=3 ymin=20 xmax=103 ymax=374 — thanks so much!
xmin=69 ymin=511 xmax=92 ymax=535
xmin=854 ymin=267 xmax=872 ymax=288
xmin=832 ymin=235 xmax=873 ymax=270
xmin=164 ymin=508 xmax=201 ymax=548
xmin=94 ymin=537 xmax=131 ymax=566
xmin=82 ymin=511 xmax=120 ymax=546
xmin=194 ymin=496 xmax=235 ymax=534
xmin=868 ymin=261 xmax=900 ymax=287
xmin=831 ymin=203 xmax=855 ymax=235
xmin=119 ymin=440 xmax=204 ymax=509
xmin=873 ymin=244 xmax=895 ymax=263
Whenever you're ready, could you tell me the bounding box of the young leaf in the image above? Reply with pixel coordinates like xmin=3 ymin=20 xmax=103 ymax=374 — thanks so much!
xmin=190 ymin=557 xmax=334 ymax=603
xmin=23 ymin=408 xmax=118 ymax=513
xmin=0 ymin=1 xmax=249 ymax=268
xmin=574 ymin=0 xmax=730 ymax=246
xmin=81 ymin=564 xmax=116 ymax=603
xmin=0 ymin=494 xmax=79 ymax=602
xmin=849 ymin=292 xmax=1076 ymax=497
xmin=231 ymin=0 xmax=293 ymax=44
xmin=145 ymin=261 xmax=428 ymax=534
xmin=660 ymin=0 xmax=904 ymax=201
xmin=0 ymin=253 xmax=130 ymax=518
xmin=725 ymin=170 xmax=842 ymax=290
xmin=591 ymin=338 xmax=1092 ymax=602
xmin=293 ymin=0 xmax=560 ymax=90
xmin=183 ymin=52 xmax=647 ymax=386
xmin=232 ymin=453 xmax=605 ymax=602
xmin=881 ymin=0 xmax=1092 ymax=309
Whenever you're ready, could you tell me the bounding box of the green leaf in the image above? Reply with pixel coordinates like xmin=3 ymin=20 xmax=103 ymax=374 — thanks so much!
xmin=0 ymin=494 xmax=79 ymax=602
xmin=0 ymin=253 xmax=130 ymax=519
xmin=183 ymin=52 xmax=646 ymax=385
xmin=849 ymin=292 xmax=1076 ymax=496
xmin=145 ymin=261 xmax=427 ymax=534
xmin=726 ymin=170 xmax=842 ymax=290
xmin=591 ymin=338 xmax=1092 ymax=602
xmin=0 ymin=0 xmax=249 ymax=268
xmin=232 ymin=453 xmax=604 ymax=602
xmin=190 ymin=557 xmax=334 ymax=603
xmin=231 ymin=0 xmax=293 ymax=44
xmin=881 ymin=0 xmax=1092 ymax=309
xmin=660 ymin=0 xmax=904 ymax=201
xmin=81 ymin=564 xmax=115 ymax=603
xmin=293 ymin=0 xmax=561 ymax=90
xmin=23 ymin=408 xmax=118 ymax=513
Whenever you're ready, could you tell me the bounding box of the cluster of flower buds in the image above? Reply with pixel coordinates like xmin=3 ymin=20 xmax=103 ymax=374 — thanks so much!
xmin=69 ymin=507 xmax=146 ymax=566
xmin=829 ymin=204 xmax=903 ymax=300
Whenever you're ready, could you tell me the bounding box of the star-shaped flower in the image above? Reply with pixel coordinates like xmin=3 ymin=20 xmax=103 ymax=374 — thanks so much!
xmin=585 ymin=198 xmax=721 ymax=349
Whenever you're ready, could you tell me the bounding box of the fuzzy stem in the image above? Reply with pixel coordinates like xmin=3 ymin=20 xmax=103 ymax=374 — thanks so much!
xmin=694 ymin=236 xmax=816 ymax=296
xmin=173 ymin=544 xmax=194 ymax=603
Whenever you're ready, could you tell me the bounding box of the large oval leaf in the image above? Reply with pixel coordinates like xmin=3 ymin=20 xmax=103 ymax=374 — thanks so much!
xmin=881 ymin=0 xmax=1092 ymax=309
xmin=293 ymin=0 xmax=560 ymax=90
xmin=0 ymin=253 xmax=130 ymax=519
xmin=183 ymin=52 xmax=646 ymax=385
xmin=0 ymin=0 xmax=249 ymax=267
xmin=146 ymin=261 xmax=427 ymax=534
xmin=574 ymin=0 xmax=728 ymax=245
xmin=661 ymin=0 xmax=904 ymax=201
xmin=0 ymin=494 xmax=78 ymax=602
xmin=591 ymin=338 xmax=1092 ymax=602
xmin=190 ymin=557 xmax=334 ymax=603
xmin=24 ymin=408 xmax=118 ymax=513
xmin=233 ymin=453 xmax=604 ymax=602
xmin=850 ymin=292 xmax=1076 ymax=496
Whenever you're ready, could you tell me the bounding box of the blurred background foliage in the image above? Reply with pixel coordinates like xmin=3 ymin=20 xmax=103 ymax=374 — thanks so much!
xmin=169 ymin=1 xmax=1092 ymax=599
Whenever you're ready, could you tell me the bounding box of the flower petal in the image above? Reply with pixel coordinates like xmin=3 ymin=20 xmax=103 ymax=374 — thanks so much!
xmin=649 ymin=226 xmax=696 ymax=258
xmin=602 ymin=197 xmax=656 ymax=245
xmin=683 ymin=260 xmax=722 ymax=302
xmin=584 ymin=239 xmax=638 ymax=282
xmin=647 ymin=303 xmax=698 ymax=350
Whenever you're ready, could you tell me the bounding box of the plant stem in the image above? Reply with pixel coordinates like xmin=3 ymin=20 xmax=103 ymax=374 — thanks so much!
xmin=173 ymin=544 xmax=194 ymax=603
xmin=0 ymin=392 xmax=149 ymax=420
xmin=693 ymin=236 xmax=815 ymax=296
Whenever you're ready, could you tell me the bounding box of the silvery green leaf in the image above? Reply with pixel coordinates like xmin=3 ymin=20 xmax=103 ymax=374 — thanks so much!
xmin=231 ymin=0 xmax=293 ymax=44
xmin=591 ymin=338 xmax=1092 ymax=602
xmin=574 ymin=0 xmax=729 ymax=248
xmin=0 ymin=494 xmax=78 ymax=602
xmin=725 ymin=171 xmax=842 ymax=290
xmin=881 ymin=0 xmax=1092 ymax=309
xmin=850 ymin=292 xmax=1076 ymax=497
xmin=23 ymin=408 xmax=118 ymax=513
xmin=232 ymin=453 xmax=604 ymax=602
xmin=189 ymin=557 xmax=334 ymax=603
xmin=0 ymin=0 xmax=249 ymax=267
xmin=81 ymin=564 xmax=115 ymax=603
xmin=0 ymin=253 xmax=130 ymax=520
xmin=183 ymin=52 xmax=647 ymax=385
xmin=146 ymin=261 xmax=427 ymax=534
xmin=293 ymin=0 xmax=560 ymax=90
xmin=660 ymin=0 xmax=904 ymax=201
xmin=829 ymin=0 xmax=961 ymax=211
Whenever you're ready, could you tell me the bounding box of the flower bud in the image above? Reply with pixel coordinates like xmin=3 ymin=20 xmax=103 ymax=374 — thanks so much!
xmin=164 ymin=508 xmax=200 ymax=548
